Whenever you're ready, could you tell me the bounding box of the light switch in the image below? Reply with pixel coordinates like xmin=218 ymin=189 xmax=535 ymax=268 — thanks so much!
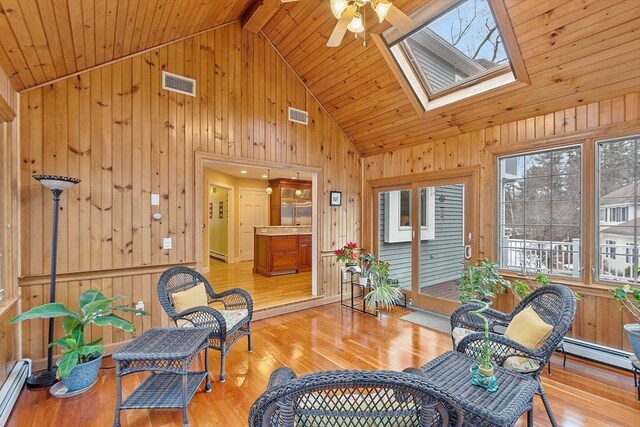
xmin=163 ymin=237 xmax=172 ymax=250
xmin=151 ymin=193 xmax=160 ymax=206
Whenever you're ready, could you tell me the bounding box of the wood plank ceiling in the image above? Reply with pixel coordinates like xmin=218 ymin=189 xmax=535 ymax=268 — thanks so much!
xmin=0 ymin=0 xmax=638 ymax=156
xmin=0 ymin=0 xmax=252 ymax=90
xmin=261 ymin=0 xmax=640 ymax=155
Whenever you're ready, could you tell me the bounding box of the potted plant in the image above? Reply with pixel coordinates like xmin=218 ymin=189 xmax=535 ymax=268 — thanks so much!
xmin=611 ymin=284 xmax=640 ymax=359
xmin=10 ymin=289 xmax=146 ymax=392
xmin=359 ymin=252 xmax=376 ymax=287
xmin=334 ymin=242 xmax=359 ymax=268
xmin=467 ymin=299 xmax=498 ymax=392
xmin=457 ymin=259 xmax=511 ymax=303
xmin=363 ymin=259 xmax=403 ymax=313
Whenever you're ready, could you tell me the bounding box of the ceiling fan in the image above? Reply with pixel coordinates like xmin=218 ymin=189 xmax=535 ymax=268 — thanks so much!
xmin=281 ymin=0 xmax=415 ymax=47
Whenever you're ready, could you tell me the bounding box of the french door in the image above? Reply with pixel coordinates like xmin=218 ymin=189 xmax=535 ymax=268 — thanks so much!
xmin=375 ymin=173 xmax=476 ymax=315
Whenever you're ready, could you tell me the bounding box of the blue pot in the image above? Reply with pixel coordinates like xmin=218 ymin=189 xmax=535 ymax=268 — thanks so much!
xmin=624 ymin=324 xmax=640 ymax=359
xmin=60 ymin=355 xmax=102 ymax=392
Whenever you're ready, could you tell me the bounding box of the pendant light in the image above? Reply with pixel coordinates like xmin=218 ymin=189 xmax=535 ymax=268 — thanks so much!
xmin=265 ymin=169 xmax=273 ymax=195
xmin=295 ymin=172 xmax=303 ymax=197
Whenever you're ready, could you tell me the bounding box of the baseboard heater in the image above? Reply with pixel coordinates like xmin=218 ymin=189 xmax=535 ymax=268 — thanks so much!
xmin=209 ymin=251 xmax=227 ymax=261
xmin=562 ymin=338 xmax=633 ymax=370
xmin=0 ymin=359 xmax=31 ymax=426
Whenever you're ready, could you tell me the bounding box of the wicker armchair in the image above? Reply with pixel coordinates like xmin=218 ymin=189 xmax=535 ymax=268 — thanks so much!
xmin=157 ymin=266 xmax=253 ymax=382
xmin=249 ymin=367 xmax=463 ymax=427
xmin=450 ymin=284 xmax=576 ymax=427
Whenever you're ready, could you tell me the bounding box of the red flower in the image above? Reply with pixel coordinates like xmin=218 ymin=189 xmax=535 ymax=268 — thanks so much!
xmin=335 ymin=242 xmax=359 ymax=263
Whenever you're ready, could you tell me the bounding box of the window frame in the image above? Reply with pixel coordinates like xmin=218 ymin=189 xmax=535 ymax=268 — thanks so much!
xmin=384 ymin=189 xmax=436 ymax=243
xmin=496 ymin=144 xmax=583 ymax=278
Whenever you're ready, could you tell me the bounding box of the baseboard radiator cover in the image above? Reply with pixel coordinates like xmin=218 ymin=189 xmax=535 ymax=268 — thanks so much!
xmin=0 ymin=359 xmax=31 ymax=426
xmin=563 ymin=338 xmax=633 ymax=370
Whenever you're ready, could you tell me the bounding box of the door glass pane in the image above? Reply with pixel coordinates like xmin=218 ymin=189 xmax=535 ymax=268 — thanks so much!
xmin=379 ymin=191 xmax=412 ymax=292
xmin=418 ymin=184 xmax=465 ymax=302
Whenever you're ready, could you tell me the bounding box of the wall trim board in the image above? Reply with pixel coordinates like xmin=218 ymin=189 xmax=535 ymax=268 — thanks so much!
xmin=365 ymin=166 xmax=480 ymax=189
xmin=485 ymin=120 xmax=640 ymax=155
xmin=18 ymin=262 xmax=195 ymax=287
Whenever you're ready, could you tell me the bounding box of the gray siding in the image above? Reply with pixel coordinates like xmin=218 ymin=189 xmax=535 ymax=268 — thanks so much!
xmin=378 ymin=185 xmax=464 ymax=289
xmin=407 ymin=40 xmax=462 ymax=93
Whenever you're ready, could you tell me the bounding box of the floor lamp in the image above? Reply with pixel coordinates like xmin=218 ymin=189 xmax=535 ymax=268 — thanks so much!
xmin=27 ymin=174 xmax=80 ymax=387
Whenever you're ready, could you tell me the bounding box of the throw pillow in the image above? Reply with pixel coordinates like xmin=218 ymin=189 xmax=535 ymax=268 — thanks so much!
xmin=504 ymin=306 xmax=553 ymax=349
xmin=172 ymin=283 xmax=208 ymax=327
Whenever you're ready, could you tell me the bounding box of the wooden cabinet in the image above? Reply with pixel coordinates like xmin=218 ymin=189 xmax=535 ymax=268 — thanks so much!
xmin=254 ymin=235 xmax=299 ymax=277
xmin=298 ymin=235 xmax=312 ymax=272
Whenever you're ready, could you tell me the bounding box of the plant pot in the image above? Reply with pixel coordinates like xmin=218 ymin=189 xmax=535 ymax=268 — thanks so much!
xmin=624 ymin=324 xmax=640 ymax=359
xmin=60 ymin=355 xmax=103 ymax=392
xmin=478 ymin=364 xmax=494 ymax=377
xmin=359 ymin=277 xmax=368 ymax=287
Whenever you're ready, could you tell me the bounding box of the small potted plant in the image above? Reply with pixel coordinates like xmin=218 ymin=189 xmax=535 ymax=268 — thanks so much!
xmin=363 ymin=259 xmax=403 ymax=313
xmin=457 ymin=259 xmax=511 ymax=303
xmin=611 ymin=284 xmax=640 ymax=359
xmin=10 ymin=289 xmax=146 ymax=392
xmin=467 ymin=299 xmax=498 ymax=392
xmin=335 ymin=242 xmax=359 ymax=269
xmin=359 ymin=252 xmax=376 ymax=287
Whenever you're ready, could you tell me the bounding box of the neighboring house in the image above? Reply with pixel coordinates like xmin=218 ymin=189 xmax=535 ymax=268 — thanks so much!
xmin=598 ymin=182 xmax=640 ymax=277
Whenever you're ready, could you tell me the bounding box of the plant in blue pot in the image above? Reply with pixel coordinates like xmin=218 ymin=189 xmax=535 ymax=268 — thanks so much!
xmin=611 ymin=284 xmax=640 ymax=359
xmin=11 ymin=289 xmax=147 ymax=393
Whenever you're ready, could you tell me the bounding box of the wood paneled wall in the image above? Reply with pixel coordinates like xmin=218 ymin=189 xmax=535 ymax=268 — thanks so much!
xmin=363 ymin=91 xmax=640 ymax=351
xmin=19 ymin=22 xmax=361 ymax=365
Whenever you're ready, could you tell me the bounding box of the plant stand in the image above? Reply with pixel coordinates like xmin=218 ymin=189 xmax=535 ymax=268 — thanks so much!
xmin=112 ymin=328 xmax=212 ymax=427
xmin=340 ymin=268 xmax=377 ymax=316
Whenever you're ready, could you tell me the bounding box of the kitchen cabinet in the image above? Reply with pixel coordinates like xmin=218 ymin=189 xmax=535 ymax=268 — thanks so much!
xmin=298 ymin=235 xmax=312 ymax=272
xmin=254 ymin=235 xmax=299 ymax=277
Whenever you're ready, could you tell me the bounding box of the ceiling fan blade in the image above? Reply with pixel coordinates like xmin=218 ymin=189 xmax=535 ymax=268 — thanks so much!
xmin=384 ymin=4 xmax=416 ymax=34
xmin=327 ymin=6 xmax=356 ymax=47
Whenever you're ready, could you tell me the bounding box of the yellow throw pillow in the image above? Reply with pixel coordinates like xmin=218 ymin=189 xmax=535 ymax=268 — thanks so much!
xmin=504 ymin=306 xmax=553 ymax=349
xmin=172 ymin=283 xmax=208 ymax=314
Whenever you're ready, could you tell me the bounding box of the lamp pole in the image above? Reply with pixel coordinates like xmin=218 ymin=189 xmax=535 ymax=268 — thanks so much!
xmin=27 ymin=175 xmax=80 ymax=387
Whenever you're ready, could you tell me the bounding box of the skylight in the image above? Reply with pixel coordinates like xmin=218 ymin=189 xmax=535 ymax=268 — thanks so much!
xmin=383 ymin=0 xmax=526 ymax=111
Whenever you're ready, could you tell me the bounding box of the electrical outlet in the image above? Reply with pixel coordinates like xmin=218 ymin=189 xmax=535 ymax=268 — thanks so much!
xmin=135 ymin=300 xmax=144 ymax=315
xmin=163 ymin=237 xmax=172 ymax=250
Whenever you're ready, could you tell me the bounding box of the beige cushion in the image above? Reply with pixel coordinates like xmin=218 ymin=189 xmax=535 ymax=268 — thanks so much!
xmin=505 ymin=306 xmax=553 ymax=349
xmin=452 ymin=327 xmax=477 ymax=348
xmin=221 ymin=309 xmax=249 ymax=330
xmin=172 ymin=283 xmax=208 ymax=326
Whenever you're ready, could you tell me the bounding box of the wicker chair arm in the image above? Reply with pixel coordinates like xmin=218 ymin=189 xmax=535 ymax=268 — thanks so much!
xmin=457 ymin=332 xmax=547 ymax=372
xmin=210 ymin=288 xmax=254 ymax=314
xmin=174 ymin=305 xmax=228 ymax=337
xmin=267 ymin=367 xmax=297 ymax=390
xmin=450 ymin=303 xmax=513 ymax=333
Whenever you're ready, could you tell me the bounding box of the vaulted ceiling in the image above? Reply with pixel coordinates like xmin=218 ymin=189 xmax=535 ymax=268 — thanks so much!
xmin=1 ymin=0 xmax=639 ymax=156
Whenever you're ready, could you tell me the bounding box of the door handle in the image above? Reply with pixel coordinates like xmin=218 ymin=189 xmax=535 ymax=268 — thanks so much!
xmin=464 ymin=245 xmax=472 ymax=259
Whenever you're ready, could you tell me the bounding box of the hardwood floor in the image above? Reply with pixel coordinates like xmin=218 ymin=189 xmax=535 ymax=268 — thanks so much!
xmin=205 ymin=258 xmax=316 ymax=311
xmin=7 ymin=303 xmax=638 ymax=426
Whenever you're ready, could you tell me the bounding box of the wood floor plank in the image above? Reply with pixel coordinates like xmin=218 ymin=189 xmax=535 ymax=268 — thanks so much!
xmin=7 ymin=302 xmax=639 ymax=426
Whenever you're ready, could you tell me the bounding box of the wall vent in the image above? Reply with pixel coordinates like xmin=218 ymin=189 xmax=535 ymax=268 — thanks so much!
xmin=162 ymin=71 xmax=196 ymax=97
xmin=288 ymin=107 xmax=309 ymax=125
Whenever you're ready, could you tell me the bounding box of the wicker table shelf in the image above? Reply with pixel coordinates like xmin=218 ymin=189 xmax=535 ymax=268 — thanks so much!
xmin=418 ymin=351 xmax=539 ymax=427
xmin=112 ymin=328 xmax=212 ymax=427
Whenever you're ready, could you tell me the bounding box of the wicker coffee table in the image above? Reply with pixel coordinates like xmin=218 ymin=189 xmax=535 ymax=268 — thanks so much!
xmin=112 ymin=328 xmax=211 ymax=427
xmin=416 ymin=351 xmax=539 ymax=427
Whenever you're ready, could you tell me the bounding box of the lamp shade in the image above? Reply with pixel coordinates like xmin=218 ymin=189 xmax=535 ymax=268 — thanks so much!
xmin=266 ymin=186 xmax=273 ymax=195
xmin=33 ymin=174 xmax=81 ymax=190
xmin=373 ymin=1 xmax=392 ymax=23
xmin=330 ymin=0 xmax=348 ymax=19
xmin=347 ymin=13 xmax=365 ymax=33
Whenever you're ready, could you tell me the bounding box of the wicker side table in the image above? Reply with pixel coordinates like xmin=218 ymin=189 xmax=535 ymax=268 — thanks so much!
xmin=112 ymin=328 xmax=212 ymax=427
xmin=417 ymin=351 xmax=539 ymax=427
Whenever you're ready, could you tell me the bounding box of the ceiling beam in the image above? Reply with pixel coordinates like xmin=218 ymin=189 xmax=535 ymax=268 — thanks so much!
xmin=242 ymin=0 xmax=283 ymax=33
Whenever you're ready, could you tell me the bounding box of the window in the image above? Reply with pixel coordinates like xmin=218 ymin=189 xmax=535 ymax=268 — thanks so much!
xmin=597 ymin=135 xmax=640 ymax=283
xmin=384 ymin=189 xmax=435 ymax=242
xmin=498 ymin=146 xmax=582 ymax=276
xmin=384 ymin=0 xmax=526 ymax=110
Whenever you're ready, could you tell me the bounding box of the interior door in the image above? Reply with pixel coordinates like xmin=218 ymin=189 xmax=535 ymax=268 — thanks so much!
xmin=239 ymin=189 xmax=268 ymax=261
xmin=412 ymin=175 xmax=475 ymax=315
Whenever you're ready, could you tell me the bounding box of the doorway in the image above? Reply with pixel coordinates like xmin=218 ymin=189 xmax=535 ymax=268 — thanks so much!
xmin=238 ymin=188 xmax=269 ymax=261
xmin=208 ymin=184 xmax=229 ymax=261
xmin=374 ymin=172 xmax=477 ymax=315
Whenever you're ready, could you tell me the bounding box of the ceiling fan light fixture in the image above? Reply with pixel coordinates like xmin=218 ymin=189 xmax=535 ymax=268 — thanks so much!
xmin=347 ymin=13 xmax=365 ymax=33
xmin=330 ymin=0 xmax=348 ymax=19
xmin=372 ymin=0 xmax=392 ymax=23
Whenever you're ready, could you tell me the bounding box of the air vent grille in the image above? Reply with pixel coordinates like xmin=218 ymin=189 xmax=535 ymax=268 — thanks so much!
xmin=288 ymin=107 xmax=309 ymax=125
xmin=162 ymin=71 xmax=196 ymax=97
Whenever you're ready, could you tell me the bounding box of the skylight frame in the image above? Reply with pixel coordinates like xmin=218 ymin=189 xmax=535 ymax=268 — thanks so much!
xmin=381 ymin=0 xmax=529 ymax=112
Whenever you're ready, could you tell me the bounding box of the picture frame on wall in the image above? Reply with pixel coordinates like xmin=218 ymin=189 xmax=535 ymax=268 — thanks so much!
xmin=330 ymin=191 xmax=342 ymax=206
